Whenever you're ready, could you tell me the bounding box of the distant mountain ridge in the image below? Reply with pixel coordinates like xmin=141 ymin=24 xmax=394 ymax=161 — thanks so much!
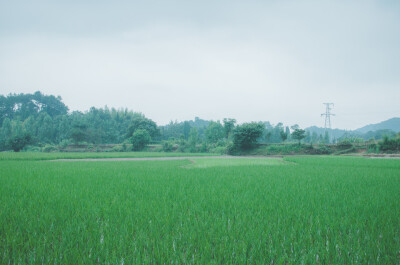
xmin=171 ymin=117 xmax=400 ymax=140
xmin=305 ymin=117 xmax=400 ymax=140
xmin=355 ymin=117 xmax=400 ymax=133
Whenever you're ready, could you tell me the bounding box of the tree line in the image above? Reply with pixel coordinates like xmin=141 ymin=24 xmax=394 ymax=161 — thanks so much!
xmin=1 ymin=92 xmax=398 ymax=153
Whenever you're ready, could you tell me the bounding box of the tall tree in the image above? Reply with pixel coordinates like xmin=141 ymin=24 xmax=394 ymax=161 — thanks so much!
xmin=126 ymin=114 xmax=159 ymax=139
xmin=183 ymin=121 xmax=191 ymax=140
xmin=223 ymin=118 xmax=236 ymax=139
xmin=280 ymin=130 xmax=288 ymax=142
xmin=131 ymin=129 xmax=151 ymax=151
xmin=0 ymin=118 xmax=12 ymax=150
xmin=232 ymin=122 xmax=264 ymax=150
xmin=188 ymin=127 xmax=199 ymax=152
xmin=292 ymin=128 xmax=306 ymax=145
xmin=205 ymin=121 xmax=224 ymax=144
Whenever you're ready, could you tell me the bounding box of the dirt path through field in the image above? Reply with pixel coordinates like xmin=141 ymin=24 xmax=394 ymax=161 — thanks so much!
xmin=52 ymin=156 xmax=283 ymax=162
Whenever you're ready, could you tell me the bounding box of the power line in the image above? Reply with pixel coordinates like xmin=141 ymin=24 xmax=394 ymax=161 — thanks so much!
xmin=321 ymin=103 xmax=335 ymax=130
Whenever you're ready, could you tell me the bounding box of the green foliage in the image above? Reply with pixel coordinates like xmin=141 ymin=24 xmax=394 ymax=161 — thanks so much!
xmin=378 ymin=135 xmax=400 ymax=153
xmin=314 ymin=144 xmax=332 ymax=154
xmin=291 ymin=128 xmax=306 ymax=145
xmin=334 ymin=146 xmax=356 ymax=155
xmin=363 ymin=129 xmax=396 ymax=140
xmin=126 ymin=114 xmax=159 ymax=139
xmin=131 ymin=129 xmax=151 ymax=151
xmin=159 ymin=117 xmax=209 ymax=141
xmin=0 ymin=118 xmax=12 ymax=149
xmin=367 ymin=143 xmax=378 ymax=153
xmin=42 ymin=144 xmax=58 ymax=153
xmin=162 ymin=140 xmax=174 ymax=152
xmin=223 ymin=118 xmax=236 ymax=139
xmin=111 ymin=145 xmax=124 ymax=152
xmin=182 ymin=121 xmax=191 ymax=140
xmin=279 ymin=130 xmax=288 ymax=142
xmin=188 ymin=127 xmax=199 ymax=152
xmin=209 ymin=146 xmax=228 ymax=154
xmin=7 ymin=133 xmax=31 ymax=152
xmin=232 ymin=122 xmax=264 ymax=151
xmin=58 ymin=139 xmax=71 ymax=148
xmin=336 ymin=139 xmax=354 ymax=150
xmin=0 ymin=91 xmax=68 ymax=124
xmin=205 ymin=121 xmax=224 ymax=144
xmin=200 ymin=142 xmax=208 ymax=152
xmin=70 ymin=122 xmax=88 ymax=144
xmin=324 ymin=131 xmax=330 ymax=144
xmin=263 ymin=122 xmax=292 ymax=143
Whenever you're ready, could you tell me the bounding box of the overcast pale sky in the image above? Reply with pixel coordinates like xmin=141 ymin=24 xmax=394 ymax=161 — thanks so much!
xmin=0 ymin=0 xmax=399 ymax=129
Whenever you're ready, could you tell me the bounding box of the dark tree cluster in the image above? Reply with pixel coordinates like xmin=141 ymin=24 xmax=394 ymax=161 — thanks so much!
xmin=0 ymin=92 xmax=159 ymax=151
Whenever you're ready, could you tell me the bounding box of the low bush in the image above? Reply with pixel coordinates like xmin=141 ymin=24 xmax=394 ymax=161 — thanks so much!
xmin=42 ymin=144 xmax=58 ymax=153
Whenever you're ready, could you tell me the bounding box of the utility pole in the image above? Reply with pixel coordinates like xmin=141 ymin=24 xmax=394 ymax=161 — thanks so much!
xmin=321 ymin=103 xmax=335 ymax=131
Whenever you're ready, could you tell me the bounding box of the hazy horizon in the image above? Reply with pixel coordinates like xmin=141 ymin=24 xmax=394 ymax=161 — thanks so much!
xmin=1 ymin=0 xmax=399 ymax=130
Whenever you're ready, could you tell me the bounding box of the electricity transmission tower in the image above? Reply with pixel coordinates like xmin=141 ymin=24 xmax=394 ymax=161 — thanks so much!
xmin=321 ymin=103 xmax=335 ymax=130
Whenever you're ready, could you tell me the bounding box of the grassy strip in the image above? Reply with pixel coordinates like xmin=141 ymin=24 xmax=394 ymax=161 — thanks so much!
xmin=0 ymin=151 xmax=220 ymax=161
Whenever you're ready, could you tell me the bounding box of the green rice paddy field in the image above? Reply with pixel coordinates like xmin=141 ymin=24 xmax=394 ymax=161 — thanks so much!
xmin=1 ymin=154 xmax=399 ymax=264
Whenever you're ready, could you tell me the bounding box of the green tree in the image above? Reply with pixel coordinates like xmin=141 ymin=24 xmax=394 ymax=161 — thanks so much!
xmin=311 ymin=131 xmax=318 ymax=144
xmin=0 ymin=91 xmax=68 ymax=124
xmin=131 ymin=129 xmax=151 ymax=151
xmin=285 ymin=126 xmax=291 ymax=141
xmin=162 ymin=140 xmax=174 ymax=152
xmin=36 ymin=113 xmax=54 ymax=143
xmin=223 ymin=118 xmax=236 ymax=139
xmin=126 ymin=115 xmax=159 ymax=139
xmin=280 ymin=130 xmax=288 ymax=142
xmin=264 ymin=131 xmax=272 ymax=142
xmin=232 ymin=122 xmax=264 ymax=151
xmin=23 ymin=116 xmax=36 ymax=138
xmin=183 ymin=121 xmax=191 ymax=140
xmin=7 ymin=133 xmax=31 ymax=152
xmin=378 ymin=135 xmax=399 ymax=152
xmin=70 ymin=122 xmax=88 ymax=144
xmin=0 ymin=118 xmax=12 ymax=150
xmin=188 ymin=127 xmax=199 ymax=152
xmin=205 ymin=121 xmax=224 ymax=144
xmin=324 ymin=131 xmax=330 ymax=144
xmin=292 ymin=128 xmax=306 ymax=145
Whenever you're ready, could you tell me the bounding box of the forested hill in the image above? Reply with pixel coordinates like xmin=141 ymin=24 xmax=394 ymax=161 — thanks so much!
xmin=355 ymin=118 xmax=400 ymax=133
xmin=305 ymin=120 xmax=399 ymax=141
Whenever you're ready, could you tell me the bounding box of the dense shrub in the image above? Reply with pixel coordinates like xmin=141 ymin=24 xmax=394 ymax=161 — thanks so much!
xmin=367 ymin=143 xmax=378 ymax=153
xmin=336 ymin=140 xmax=353 ymax=150
xmin=232 ymin=123 xmax=264 ymax=151
xmin=7 ymin=133 xmax=32 ymax=152
xmin=131 ymin=129 xmax=151 ymax=151
xmin=162 ymin=141 xmax=174 ymax=152
xmin=42 ymin=144 xmax=58 ymax=153
xmin=111 ymin=145 xmax=124 ymax=152
xmin=210 ymin=146 xmax=227 ymax=155
xmin=378 ymin=136 xmax=399 ymax=153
